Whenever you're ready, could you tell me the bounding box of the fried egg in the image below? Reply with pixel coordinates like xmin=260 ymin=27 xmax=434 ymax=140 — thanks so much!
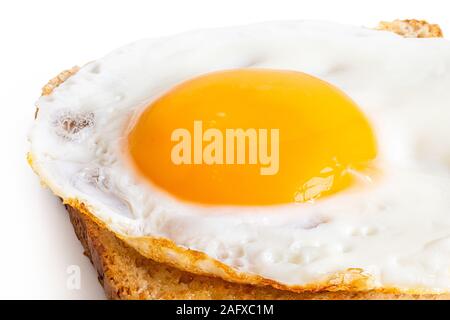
xmin=29 ymin=21 xmax=450 ymax=293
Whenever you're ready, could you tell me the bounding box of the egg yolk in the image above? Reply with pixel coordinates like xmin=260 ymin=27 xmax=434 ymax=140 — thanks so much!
xmin=127 ymin=69 xmax=376 ymax=205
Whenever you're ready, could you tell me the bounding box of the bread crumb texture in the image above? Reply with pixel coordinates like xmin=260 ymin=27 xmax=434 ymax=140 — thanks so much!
xmin=377 ymin=19 xmax=443 ymax=38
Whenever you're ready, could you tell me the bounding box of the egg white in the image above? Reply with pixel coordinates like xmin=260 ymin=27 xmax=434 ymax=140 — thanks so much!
xmin=29 ymin=21 xmax=450 ymax=292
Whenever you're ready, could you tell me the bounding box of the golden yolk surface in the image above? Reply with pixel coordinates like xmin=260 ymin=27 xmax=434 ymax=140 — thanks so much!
xmin=127 ymin=69 xmax=376 ymax=205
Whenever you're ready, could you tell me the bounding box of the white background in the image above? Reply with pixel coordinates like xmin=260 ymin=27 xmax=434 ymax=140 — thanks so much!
xmin=0 ymin=0 xmax=448 ymax=299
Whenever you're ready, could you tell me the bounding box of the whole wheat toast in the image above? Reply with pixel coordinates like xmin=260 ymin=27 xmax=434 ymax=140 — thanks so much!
xmin=38 ymin=20 xmax=446 ymax=299
xmin=66 ymin=204 xmax=450 ymax=299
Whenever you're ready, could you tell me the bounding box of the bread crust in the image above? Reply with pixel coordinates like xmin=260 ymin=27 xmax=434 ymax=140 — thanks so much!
xmin=66 ymin=204 xmax=450 ymax=300
xmin=41 ymin=66 xmax=80 ymax=96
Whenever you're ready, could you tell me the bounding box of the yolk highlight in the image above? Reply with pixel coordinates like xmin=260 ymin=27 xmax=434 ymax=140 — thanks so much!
xmin=128 ymin=69 xmax=377 ymax=205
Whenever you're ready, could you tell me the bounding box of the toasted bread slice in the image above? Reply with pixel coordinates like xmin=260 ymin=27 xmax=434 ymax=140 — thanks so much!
xmin=66 ymin=204 xmax=450 ymax=300
xmin=38 ymin=20 xmax=447 ymax=299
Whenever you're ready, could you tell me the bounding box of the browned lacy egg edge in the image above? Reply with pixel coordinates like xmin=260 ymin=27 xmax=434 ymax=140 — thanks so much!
xmin=28 ymin=20 xmax=447 ymax=299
